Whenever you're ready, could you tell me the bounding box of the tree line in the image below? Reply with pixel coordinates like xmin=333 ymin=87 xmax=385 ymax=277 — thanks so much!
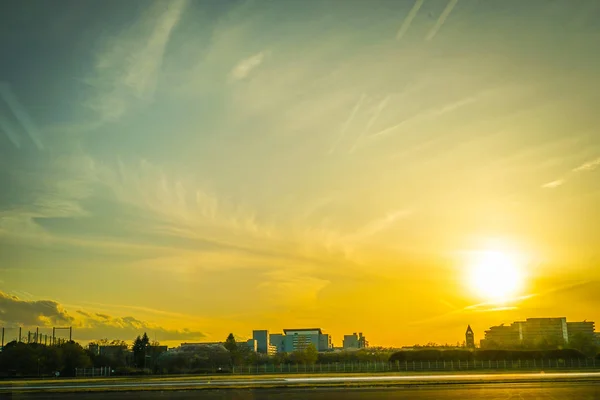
xmin=2 ymin=331 xmax=599 ymax=377
xmin=389 ymin=348 xmax=593 ymax=363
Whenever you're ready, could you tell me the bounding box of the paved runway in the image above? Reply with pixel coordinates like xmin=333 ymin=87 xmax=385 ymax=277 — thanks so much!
xmin=2 ymin=382 xmax=600 ymax=399
xmin=2 ymin=371 xmax=600 ymax=393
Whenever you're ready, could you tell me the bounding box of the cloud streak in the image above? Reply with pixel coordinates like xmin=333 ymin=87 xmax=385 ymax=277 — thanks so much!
xmin=86 ymin=0 xmax=188 ymax=121
xmin=0 ymin=82 xmax=43 ymax=150
xmin=425 ymin=0 xmax=459 ymax=41
xmin=541 ymin=156 xmax=600 ymax=188
xmin=541 ymin=179 xmax=564 ymax=189
xmin=330 ymin=93 xmax=365 ymax=154
xmin=572 ymin=157 xmax=600 ymax=173
xmin=396 ymin=0 xmax=425 ymax=40
xmin=230 ymin=52 xmax=266 ymax=81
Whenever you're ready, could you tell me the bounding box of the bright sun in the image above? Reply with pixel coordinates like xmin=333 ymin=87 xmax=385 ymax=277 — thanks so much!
xmin=467 ymin=250 xmax=524 ymax=302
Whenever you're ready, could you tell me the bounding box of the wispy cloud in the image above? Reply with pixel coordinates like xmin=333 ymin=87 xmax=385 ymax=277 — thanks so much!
xmin=0 ymin=82 xmax=43 ymax=150
xmin=230 ymin=52 xmax=266 ymax=81
xmin=572 ymin=157 xmax=600 ymax=173
xmin=541 ymin=179 xmax=564 ymax=189
xmin=349 ymin=95 xmax=391 ymax=153
xmin=257 ymin=269 xmax=330 ymax=307
xmin=541 ymin=156 xmax=600 ymax=188
xmin=0 ymin=113 xmax=22 ymax=148
xmin=330 ymin=93 xmax=365 ymax=154
xmin=396 ymin=0 xmax=425 ymax=40
xmin=425 ymin=0 xmax=459 ymax=41
xmin=86 ymin=0 xmax=188 ymax=121
xmin=350 ymin=209 xmax=413 ymax=240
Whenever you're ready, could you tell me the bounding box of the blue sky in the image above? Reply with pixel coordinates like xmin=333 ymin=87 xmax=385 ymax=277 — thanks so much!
xmin=1 ymin=0 xmax=600 ymax=346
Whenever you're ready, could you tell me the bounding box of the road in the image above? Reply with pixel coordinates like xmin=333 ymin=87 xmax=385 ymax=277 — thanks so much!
xmin=1 ymin=382 xmax=600 ymax=399
xmin=1 ymin=371 xmax=600 ymax=393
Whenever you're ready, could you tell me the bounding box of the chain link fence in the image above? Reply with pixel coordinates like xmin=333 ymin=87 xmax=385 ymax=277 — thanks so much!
xmin=230 ymin=358 xmax=599 ymax=374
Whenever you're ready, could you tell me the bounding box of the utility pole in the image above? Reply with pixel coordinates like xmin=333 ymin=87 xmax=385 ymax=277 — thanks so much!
xmin=1 ymin=327 xmax=4 ymax=350
xmin=36 ymin=327 xmax=39 ymax=344
xmin=19 ymin=327 xmax=21 ymax=343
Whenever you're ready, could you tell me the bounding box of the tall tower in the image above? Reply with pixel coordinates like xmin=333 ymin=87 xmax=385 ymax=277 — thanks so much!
xmin=465 ymin=325 xmax=475 ymax=348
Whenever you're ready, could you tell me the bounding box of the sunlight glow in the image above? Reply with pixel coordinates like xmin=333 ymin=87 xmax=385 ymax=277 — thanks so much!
xmin=467 ymin=250 xmax=524 ymax=302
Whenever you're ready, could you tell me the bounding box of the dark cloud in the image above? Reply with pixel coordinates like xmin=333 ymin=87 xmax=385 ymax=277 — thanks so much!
xmin=0 ymin=291 xmax=73 ymax=326
xmin=0 ymin=291 xmax=205 ymax=342
xmin=75 ymin=314 xmax=205 ymax=342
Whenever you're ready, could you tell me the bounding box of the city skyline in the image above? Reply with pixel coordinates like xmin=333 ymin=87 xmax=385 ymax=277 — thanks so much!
xmin=1 ymin=0 xmax=600 ymax=348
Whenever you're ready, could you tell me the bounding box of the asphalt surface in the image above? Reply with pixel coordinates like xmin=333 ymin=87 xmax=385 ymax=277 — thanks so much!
xmin=1 ymin=371 xmax=600 ymax=393
xmin=1 ymin=383 xmax=599 ymax=399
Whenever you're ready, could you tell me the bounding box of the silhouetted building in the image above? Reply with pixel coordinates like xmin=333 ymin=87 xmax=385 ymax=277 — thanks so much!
xmin=522 ymin=318 xmax=568 ymax=346
xmin=267 ymin=328 xmax=332 ymax=352
xmin=97 ymin=345 xmax=130 ymax=365
xmin=480 ymin=323 xmax=523 ymax=349
xmin=481 ymin=317 xmax=593 ymax=349
xmin=269 ymin=333 xmax=285 ymax=353
xmin=180 ymin=342 xmax=223 ymax=349
xmin=465 ymin=325 xmax=475 ymax=348
xmin=567 ymin=321 xmax=595 ymax=340
xmin=343 ymin=332 xmax=368 ymax=349
xmin=253 ymin=330 xmax=269 ymax=354
xmin=181 ymin=341 xmax=256 ymax=352
xmin=88 ymin=344 xmax=99 ymax=356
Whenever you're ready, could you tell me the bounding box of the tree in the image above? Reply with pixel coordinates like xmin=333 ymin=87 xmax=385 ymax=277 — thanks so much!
xmin=133 ymin=333 xmax=150 ymax=368
xmin=59 ymin=341 xmax=92 ymax=377
xmin=304 ymin=344 xmax=319 ymax=365
xmin=291 ymin=344 xmax=318 ymax=365
xmin=569 ymin=333 xmax=598 ymax=356
xmin=224 ymin=333 xmax=237 ymax=353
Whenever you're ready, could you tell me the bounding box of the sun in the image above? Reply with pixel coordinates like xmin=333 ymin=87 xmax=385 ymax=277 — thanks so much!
xmin=467 ymin=250 xmax=524 ymax=302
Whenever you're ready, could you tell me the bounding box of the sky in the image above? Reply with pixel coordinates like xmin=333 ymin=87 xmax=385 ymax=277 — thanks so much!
xmin=1 ymin=0 xmax=600 ymax=348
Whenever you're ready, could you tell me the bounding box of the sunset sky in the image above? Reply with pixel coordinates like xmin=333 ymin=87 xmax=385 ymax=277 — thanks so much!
xmin=1 ymin=0 xmax=599 ymax=348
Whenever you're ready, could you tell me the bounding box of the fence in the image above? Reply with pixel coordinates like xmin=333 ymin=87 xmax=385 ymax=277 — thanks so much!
xmin=75 ymin=367 xmax=113 ymax=377
xmin=229 ymin=358 xmax=599 ymax=374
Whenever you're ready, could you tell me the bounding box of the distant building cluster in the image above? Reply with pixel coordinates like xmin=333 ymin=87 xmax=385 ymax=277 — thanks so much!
xmin=175 ymin=329 xmax=369 ymax=355
xmin=255 ymin=329 xmax=332 ymax=353
xmin=87 ymin=343 xmax=168 ymax=365
xmin=343 ymin=332 xmax=368 ymax=350
xmin=480 ymin=317 xmax=596 ymax=349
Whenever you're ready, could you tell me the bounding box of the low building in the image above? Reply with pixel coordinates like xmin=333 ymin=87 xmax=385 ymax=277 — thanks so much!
xmin=269 ymin=333 xmax=285 ymax=353
xmin=88 ymin=344 xmax=100 ymax=356
xmin=567 ymin=321 xmax=595 ymax=340
xmin=343 ymin=332 xmax=368 ymax=349
xmin=480 ymin=323 xmax=522 ymax=349
xmin=522 ymin=318 xmax=568 ymax=346
xmin=95 ymin=345 xmax=130 ymax=365
xmin=252 ymin=330 xmax=269 ymax=354
xmin=481 ymin=317 xmax=596 ymax=349
xmin=180 ymin=342 xmax=223 ymax=349
xmin=267 ymin=328 xmax=332 ymax=352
